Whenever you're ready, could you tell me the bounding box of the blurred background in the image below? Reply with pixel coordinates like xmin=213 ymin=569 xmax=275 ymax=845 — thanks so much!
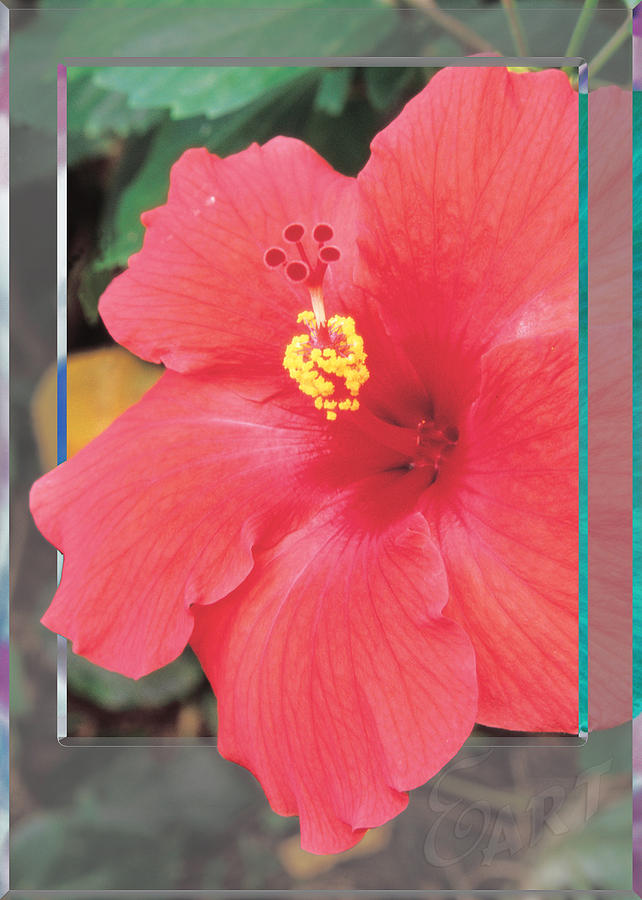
xmin=10 ymin=0 xmax=633 ymax=890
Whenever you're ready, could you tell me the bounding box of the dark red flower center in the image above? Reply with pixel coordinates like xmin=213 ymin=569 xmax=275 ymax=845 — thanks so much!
xmin=264 ymin=223 xmax=460 ymax=483
xmin=410 ymin=415 xmax=459 ymax=485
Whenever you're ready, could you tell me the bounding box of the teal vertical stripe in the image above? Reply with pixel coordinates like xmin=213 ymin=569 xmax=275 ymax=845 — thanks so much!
xmin=578 ymin=67 xmax=588 ymax=735
xmin=631 ymin=13 xmax=640 ymax=900
xmin=633 ymin=83 xmax=641 ymax=717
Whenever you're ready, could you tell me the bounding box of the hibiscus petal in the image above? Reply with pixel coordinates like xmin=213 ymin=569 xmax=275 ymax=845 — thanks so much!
xmin=30 ymin=371 xmax=375 ymax=678
xmin=355 ymin=66 xmax=578 ymax=408
xmin=99 ymin=137 xmax=357 ymax=375
xmin=428 ymin=330 xmax=578 ymax=732
xmin=191 ymin=510 xmax=477 ymax=854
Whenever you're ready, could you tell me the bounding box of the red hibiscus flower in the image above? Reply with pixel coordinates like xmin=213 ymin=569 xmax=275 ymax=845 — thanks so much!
xmin=30 ymin=66 xmax=578 ymax=854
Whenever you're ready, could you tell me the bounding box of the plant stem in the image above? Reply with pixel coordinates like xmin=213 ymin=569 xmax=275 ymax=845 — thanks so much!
xmin=501 ymin=0 xmax=529 ymax=57
xmin=565 ymin=0 xmax=599 ymax=58
xmin=588 ymin=13 xmax=632 ymax=79
xmin=410 ymin=0 xmax=500 ymax=54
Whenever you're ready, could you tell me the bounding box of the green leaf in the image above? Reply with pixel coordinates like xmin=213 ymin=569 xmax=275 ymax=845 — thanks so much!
xmin=11 ymin=0 xmax=396 ymax=157
xmin=364 ymin=66 xmax=417 ymax=112
xmin=68 ymin=72 xmax=166 ymax=140
xmin=67 ymin=646 xmax=205 ymax=711
xmin=304 ymin=95 xmax=384 ymax=177
xmin=65 ymin=3 xmax=394 ymax=119
xmin=94 ymin=65 xmax=314 ymax=122
xmin=77 ymin=259 xmax=120 ymax=324
xmin=67 ymin=132 xmax=115 ymax=168
xmin=314 ymin=67 xmax=353 ymax=116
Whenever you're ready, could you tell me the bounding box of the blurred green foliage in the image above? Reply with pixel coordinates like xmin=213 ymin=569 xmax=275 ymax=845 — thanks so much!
xmin=12 ymin=751 xmax=261 ymax=888
xmin=526 ymin=797 xmax=631 ymax=889
xmin=67 ymin=646 xmax=205 ymax=713
xmin=580 ymin=721 xmax=632 ymax=775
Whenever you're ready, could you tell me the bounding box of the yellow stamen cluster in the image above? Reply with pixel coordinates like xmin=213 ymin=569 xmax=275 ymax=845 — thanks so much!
xmin=283 ymin=311 xmax=369 ymax=420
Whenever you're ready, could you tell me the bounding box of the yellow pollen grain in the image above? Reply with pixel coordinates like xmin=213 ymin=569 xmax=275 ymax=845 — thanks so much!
xmin=283 ymin=312 xmax=369 ymax=421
